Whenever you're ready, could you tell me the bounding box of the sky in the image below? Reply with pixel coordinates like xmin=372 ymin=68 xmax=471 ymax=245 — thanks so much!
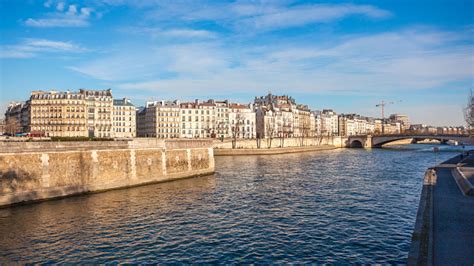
xmin=0 ymin=0 xmax=473 ymax=126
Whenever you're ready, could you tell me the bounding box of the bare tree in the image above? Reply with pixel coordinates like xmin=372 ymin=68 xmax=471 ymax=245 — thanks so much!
xmin=464 ymin=89 xmax=474 ymax=136
xmin=5 ymin=118 xmax=21 ymax=136
xmin=279 ymin=117 xmax=293 ymax=148
xmin=265 ymin=117 xmax=276 ymax=148
xmin=231 ymin=114 xmax=244 ymax=149
xmin=299 ymin=118 xmax=310 ymax=146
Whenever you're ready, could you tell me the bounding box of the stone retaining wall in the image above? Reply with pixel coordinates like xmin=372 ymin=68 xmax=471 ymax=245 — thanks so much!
xmin=213 ymin=136 xmax=347 ymax=149
xmin=0 ymin=140 xmax=214 ymax=207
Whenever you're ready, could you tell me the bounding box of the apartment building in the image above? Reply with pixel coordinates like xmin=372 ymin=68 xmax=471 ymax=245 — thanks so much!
xmin=29 ymin=90 xmax=87 ymax=137
xmin=113 ymin=98 xmax=136 ymax=138
xmin=215 ymin=100 xmax=230 ymax=138
xmin=228 ymin=103 xmax=256 ymax=139
xmin=137 ymin=100 xmax=180 ymax=138
xmin=320 ymin=109 xmax=339 ymax=136
xmin=81 ymin=89 xmax=113 ymax=138
xmin=180 ymin=100 xmax=216 ymax=138
xmin=4 ymin=101 xmax=30 ymax=135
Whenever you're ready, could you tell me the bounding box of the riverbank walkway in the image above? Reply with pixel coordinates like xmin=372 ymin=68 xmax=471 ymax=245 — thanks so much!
xmin=409 ymin=153 xmax=474 ymax=265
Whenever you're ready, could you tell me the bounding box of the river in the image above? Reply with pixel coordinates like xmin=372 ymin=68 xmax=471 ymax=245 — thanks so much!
xmin=0 ymin=144 xmax=465 ymax=263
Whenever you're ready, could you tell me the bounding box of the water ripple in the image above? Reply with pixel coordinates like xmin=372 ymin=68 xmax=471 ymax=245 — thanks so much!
xmin=0 ymin=144 xmax=458 ymax=263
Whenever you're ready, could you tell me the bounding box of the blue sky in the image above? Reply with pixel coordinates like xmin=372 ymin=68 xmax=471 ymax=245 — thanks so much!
xmin=1 ymin=0 xmax=473 ymax=126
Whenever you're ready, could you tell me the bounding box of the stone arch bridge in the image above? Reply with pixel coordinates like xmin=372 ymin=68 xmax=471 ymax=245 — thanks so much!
xmin=348 ymin=134 xmax=471 ymax=148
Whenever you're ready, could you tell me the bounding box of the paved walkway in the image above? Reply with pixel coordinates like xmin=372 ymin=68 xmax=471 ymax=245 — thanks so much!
xmin=433 ymin=155 xmax=474 ymax=265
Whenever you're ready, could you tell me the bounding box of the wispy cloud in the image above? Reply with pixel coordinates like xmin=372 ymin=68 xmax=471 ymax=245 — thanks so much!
xmin=237 ymin=3 xmax=391 ymax=31
xmin=125 ymin=27 xmax=218 ymax=39
xmin=68 ymin=27 xmax=473 ymax=99
xmin=112 ymin=1 xmax=391 ymax=32
xmin=0 ymin=38 xmax=85 ymax=58
xmin=25 ymin=2 xmax=95 ymax=27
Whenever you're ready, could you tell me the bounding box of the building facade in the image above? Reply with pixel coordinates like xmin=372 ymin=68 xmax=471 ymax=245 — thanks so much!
xmin=113 ymin=98 xmax=136 ymax=138
xmin=180 ymin=100 xmax=217 ymax=138
xmin=320 ymin=109 xmax=339 ymax=136
xmin=137 ymin=100 xmax=180 ymax=138
xmin=228 ymin=103 xmax=256 ymax=139
xmin=29 ymin=90 xmax=87 ymax=137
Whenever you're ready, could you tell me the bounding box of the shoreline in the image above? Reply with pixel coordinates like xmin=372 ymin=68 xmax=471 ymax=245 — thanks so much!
xmin=214 ymin=145 xmax=337 ymax=156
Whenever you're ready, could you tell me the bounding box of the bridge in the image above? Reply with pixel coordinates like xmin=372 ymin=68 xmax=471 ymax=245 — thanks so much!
xmin=348 ymin=134 xmax=472 ymax=148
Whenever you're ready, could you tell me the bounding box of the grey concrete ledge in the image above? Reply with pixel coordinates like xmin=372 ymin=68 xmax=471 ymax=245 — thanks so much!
xmin=214 ymin=145 xmax=337 ymax=156
xmin=408 ymin=168 xmax=436 ymax=266
xmin=452 ymin=168 xmax=474 ymax=196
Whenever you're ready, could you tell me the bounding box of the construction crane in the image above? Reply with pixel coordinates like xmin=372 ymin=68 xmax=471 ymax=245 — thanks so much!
xmin=375 ymin=100 xmax=402 ymax=120
xmin=376 ymin=100 xmax=402 ymax=134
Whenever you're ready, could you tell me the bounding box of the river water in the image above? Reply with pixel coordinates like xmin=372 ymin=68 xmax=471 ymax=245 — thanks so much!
xmin=0 ymin=144 xmax=464 ymax=263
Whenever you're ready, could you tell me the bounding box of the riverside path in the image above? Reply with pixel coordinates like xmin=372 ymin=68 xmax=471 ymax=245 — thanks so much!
xmin=410 ymin=153 xmax=474 ymax=265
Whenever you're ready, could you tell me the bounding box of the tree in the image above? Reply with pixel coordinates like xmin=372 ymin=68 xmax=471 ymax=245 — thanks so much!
xmin=231 ymin=114 xmax=244 ymax=149
xmin=5 ymin=118 xmax=21 ymax=136
xmin=279 ymin=117 xmax=292 ymax=148
xmin=464 ymin=89 xmax=474 ymax=135
xmin=265 ymin=115 xmax=276 ymax=148
xmin=299 ymin=117 xmax=310 ymax=146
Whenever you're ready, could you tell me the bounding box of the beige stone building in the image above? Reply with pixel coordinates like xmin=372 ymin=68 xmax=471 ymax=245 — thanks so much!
xmin=29 ymin=90 xmax=87 ymax=137
xmin=137 ymin=100 xmax=181 ymax=138
xmin=81 ymin=89 xmax=113 ymax=138
xmin=4 ymin=101 xmax=29 ymax=135
xmin=113 ymin=98 xmax=136 ymax=138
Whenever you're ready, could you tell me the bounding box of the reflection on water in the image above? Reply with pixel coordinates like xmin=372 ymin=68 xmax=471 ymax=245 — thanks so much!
xmin=0 ymin=144 xmax=457 ymax=263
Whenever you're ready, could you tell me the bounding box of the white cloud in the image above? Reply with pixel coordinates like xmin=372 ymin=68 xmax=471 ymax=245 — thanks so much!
xmin=126 ymin=27 xmax=218 ymax=39
xmin=0 ymin=38 xmax=85 ymax=58
xmin=44 ymin=0 xmax=53 ymax=8
xmin=25 ymin=3 xmax=94 ymax=27
xmin=238 ymin=4 xmax=391 ymax=31
xmin=67 ymin=5 xmax=77 ymax=15
xmin=141 ymin=1 xmax=391 ymax=32
xmin=164 ymin=29 xmax=217 ymax=38
xmin=69 ymin=28 xmax=473 ymax=96
xmin=56 ymin=2 xmax=65 ymax=11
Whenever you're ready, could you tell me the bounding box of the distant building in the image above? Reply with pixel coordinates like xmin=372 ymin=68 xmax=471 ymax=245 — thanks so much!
xmin=80 ymin=89 xmax=113 ymax=138
xmin=254 ymin=93 xmax=297 ymax=138
xmin=0 ymin=119 xmax=5 ymax=135
xmin=228 ymin=103 xmax=256 ymax=139
xmin=137 ymin=100 xmax=180 ymax=138
xmin=4 ymin=101 xmax=29 ymax=135
xmin=113 ymin=98 xmax=136 ymax=138
xmin=389 ymin=114 xmax=410 ymax=131
xmin=7 ymin=89 xmax=134 ymax=138
xmin=215 ymin=100 xmax=230 ymax=138
xmin=320 ymin=109 xmax=339 ymax=136
xmin=29 ymin=90 xmax=87 ymax=137
xmin=180 ymin=100 xmax=216 ymax=138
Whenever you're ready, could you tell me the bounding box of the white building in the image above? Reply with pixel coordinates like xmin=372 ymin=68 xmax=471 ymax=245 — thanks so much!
xmin=228 ymin=103 xmax=256 ymax=139
xmin=180 ymin=100 xmax=216 ymax=138
xmin=320 ymin=109 xmax=339 ymax=136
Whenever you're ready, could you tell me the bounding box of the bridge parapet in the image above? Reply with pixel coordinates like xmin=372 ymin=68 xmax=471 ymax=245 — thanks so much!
xmin=347 ymin=134 xmax=472 ymax=148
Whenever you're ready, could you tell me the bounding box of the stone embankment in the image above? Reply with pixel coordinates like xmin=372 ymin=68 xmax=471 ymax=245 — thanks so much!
xmin=0 ymin=139 xmax=214 ymax=207
xmin=214 ymin=145 xmax=336 ymax=156
xmin=213 ymin=136 xmax=346 ymax=155
xmin=408 ymin=153 xmax=474 ymax=265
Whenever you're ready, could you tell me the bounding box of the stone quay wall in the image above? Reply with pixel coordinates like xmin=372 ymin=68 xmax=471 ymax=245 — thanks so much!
xmin=0 ymin=139 xmax=214 ymax=207
xmin=213 ymin=136 xmax=347 ymax=149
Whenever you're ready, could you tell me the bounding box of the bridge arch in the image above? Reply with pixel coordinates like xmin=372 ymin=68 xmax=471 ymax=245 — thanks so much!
xmin=350 ymin=140 xmax=364 ymax=148
xmin=372 ymin=135 xmax=465 ymax=148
